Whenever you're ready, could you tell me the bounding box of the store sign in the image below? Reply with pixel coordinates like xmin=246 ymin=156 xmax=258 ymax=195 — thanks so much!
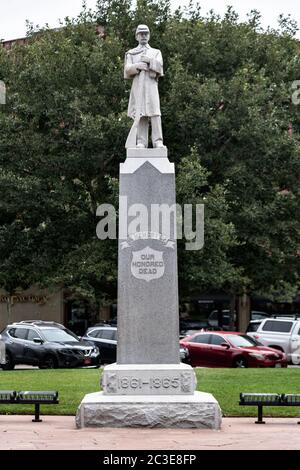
xmin=0 ymin=295 xmax=48 ymax=305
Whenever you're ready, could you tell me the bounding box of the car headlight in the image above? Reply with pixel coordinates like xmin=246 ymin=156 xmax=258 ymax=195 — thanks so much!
xmin=249 ymin=353 xmax=266 ymax=360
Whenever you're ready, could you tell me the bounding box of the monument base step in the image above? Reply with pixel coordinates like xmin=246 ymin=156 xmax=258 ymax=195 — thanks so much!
xmin=101 ymin=363 xmax=196 ymax=395
xmin=76 ymin=392 xmax=222 ymax=429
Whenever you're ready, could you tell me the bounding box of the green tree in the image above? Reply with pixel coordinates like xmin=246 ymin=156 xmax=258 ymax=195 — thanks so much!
xmin=0 ymin=1 xmax=300 ymax=329
xmin=162 ymin=5 xmax=300 ymax=327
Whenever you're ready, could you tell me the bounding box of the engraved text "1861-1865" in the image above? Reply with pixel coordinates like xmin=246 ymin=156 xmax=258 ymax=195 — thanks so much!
xmin=119 ymin=376 xmax=180 ymax=390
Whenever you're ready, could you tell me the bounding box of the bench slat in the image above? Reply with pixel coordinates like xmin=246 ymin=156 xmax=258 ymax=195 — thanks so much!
xmin=239 ymin=392 xmax=300 ymax=424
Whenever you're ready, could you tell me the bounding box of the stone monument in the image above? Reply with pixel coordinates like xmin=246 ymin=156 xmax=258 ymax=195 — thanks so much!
xmin=76 ymin=25 xmax=222 ymax=429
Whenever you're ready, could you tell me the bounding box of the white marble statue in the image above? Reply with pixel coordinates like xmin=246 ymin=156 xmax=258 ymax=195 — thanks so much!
xmin=124 ymin=24 xmax=164 ymax=149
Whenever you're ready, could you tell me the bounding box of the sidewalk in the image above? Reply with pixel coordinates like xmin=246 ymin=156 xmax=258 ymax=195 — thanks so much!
xmin=0 ymin=416 xmax=299 ymax=450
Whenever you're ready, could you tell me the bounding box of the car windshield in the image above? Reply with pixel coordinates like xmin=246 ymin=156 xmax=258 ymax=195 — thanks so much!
xmin=226 ymin=334 xmax=259 ymax=348
xmin=41 ymin=328 xmax=79 ymax=343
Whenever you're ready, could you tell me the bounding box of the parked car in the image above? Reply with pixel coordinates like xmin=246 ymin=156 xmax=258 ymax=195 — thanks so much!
xmin=246 ymin=320 xmax=264 ymax=333
xmin=247 ymin=316 xmax=300 ymax=364
xmin=82 ymin=325 xmax=190 ymax=364
xmin=180 ymin=345 xmax=190 ymax=363
xmin=0 ymin=321 xmax=100 ymax=370
xmin=0 ymin=337 xmax=5 ymax=365
xmin=180 ymin=331 xmax=287 ymax=368
xmin=180 ymin=329 xmax=206 ymax=339
xmin=82 ymin=326 xmax=117 ymax=364
xmin=180 ymin=319 xmax=209 ymax=338
xmin=207 ymin=310 xmax=270 ymax=331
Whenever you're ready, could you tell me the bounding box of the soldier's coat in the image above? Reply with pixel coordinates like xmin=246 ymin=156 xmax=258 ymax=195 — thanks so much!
xmin=124 ymin=44 xmax=163 ymax=118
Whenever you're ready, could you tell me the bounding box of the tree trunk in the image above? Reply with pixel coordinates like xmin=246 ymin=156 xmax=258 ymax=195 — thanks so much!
xmin=6 ymin=297 xmax=12 ymax=325
xmin=228 ymin=295 xmax=236 ymax=330
xmin=237 ymin=293 xmax=251 ymax=333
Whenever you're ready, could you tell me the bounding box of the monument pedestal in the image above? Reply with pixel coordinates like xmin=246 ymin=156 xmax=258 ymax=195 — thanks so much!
xmin=76 ymin=360 xmax=222 ymax=429
xmin=76 ymin=390 xmax=222 ymax=429
xmin=76 ymin=147 xmax=222 ymax=429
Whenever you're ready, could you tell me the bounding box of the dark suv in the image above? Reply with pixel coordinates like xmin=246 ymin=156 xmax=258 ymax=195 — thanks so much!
xmin=0 ymin=321 xmax=100 ymax=369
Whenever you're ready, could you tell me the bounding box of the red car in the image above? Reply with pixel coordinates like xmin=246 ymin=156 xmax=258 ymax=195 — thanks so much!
xmin=180 ymin=331 xmax=288 ymax=368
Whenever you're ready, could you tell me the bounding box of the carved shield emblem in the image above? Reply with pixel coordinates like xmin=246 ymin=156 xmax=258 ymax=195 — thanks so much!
xmin=131 ymin=247 xmax=165 ymax=282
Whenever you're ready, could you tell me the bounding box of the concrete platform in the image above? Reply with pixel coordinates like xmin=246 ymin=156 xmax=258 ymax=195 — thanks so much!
xmin=0 ymin=416 xmax=299 ymax=450
xmin=76 ymin=391 xmax=221 ymax=429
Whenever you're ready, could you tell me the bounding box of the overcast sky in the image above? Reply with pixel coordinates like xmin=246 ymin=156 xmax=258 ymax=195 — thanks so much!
xmin=1 ymin=0 xmax=299 ymax=41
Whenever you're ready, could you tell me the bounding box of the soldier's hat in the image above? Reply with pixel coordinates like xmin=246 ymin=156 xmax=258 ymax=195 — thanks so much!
xmin=135 ymin=24 xmax=150 ymax=37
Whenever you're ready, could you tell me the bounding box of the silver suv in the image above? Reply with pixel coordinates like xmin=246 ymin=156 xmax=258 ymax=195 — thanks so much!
xmin=247 ymin=316 xmax=300 ymax=364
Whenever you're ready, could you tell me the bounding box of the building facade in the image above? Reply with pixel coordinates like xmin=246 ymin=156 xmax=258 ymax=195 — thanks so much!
xmin=0 ymin=286 xmax=64 ymax=331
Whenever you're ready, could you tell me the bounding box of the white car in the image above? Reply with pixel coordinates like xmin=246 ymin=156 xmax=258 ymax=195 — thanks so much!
xmin=247 ymin=316 xmax=300 ymax=364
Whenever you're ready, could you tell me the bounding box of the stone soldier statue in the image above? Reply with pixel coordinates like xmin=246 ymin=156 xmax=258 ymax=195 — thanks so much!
xmin=124 ymin=24 xmax=164 ymax=149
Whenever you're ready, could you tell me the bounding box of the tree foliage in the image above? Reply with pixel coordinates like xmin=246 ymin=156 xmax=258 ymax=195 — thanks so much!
xmin=0 ymin=0 xmax=300 ymax=309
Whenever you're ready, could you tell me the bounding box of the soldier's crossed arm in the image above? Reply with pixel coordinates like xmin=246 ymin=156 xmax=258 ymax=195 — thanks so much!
xmin=149 ymin=50 xmax=164 ymax=77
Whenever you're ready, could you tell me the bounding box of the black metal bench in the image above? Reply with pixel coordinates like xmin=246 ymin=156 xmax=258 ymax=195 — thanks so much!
xmin=0 ymin=390 xmax=59 ymax=422
xmin=239 ymin=393 xmax=300 ymax=424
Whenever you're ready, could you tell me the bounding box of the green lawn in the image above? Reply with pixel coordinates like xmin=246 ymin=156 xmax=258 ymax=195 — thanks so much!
xmin=0 ymin=368 xmax=299 ymax=417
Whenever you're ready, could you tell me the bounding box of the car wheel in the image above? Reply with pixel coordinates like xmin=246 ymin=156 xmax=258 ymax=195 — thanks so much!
xmin=233 ymin=357 xmax=248 ymax=368
xmin=1 ymin=352 xmax=15 ymax=370
xmin=41 ymin=355 xmax=57 ymax=369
